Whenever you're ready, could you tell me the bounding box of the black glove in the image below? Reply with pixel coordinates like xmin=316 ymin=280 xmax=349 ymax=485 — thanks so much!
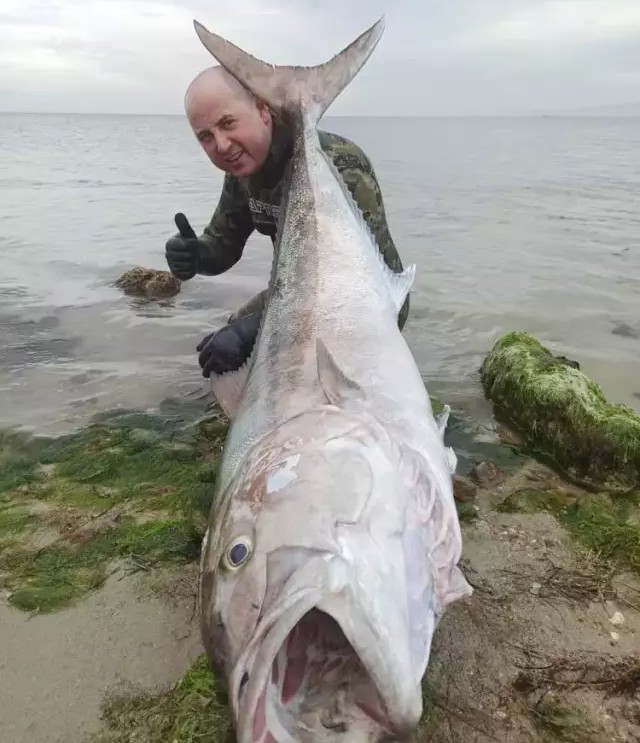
xmin=197 ymin=313 xmax=262 ymax=377
xmin=165 ymin=213 xmax=206 ymax=280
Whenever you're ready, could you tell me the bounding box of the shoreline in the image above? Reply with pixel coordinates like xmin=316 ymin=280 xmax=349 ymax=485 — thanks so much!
xmin=1 ymin=356 xmax=639 ymax=741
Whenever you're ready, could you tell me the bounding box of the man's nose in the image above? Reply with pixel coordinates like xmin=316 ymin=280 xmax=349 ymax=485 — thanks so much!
xmin=214 ymin=131 xmax=232 ymax=153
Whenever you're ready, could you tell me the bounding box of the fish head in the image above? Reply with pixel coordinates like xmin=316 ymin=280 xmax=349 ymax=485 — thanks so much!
xmin=200 ymin=405 xmax=469 ymax=742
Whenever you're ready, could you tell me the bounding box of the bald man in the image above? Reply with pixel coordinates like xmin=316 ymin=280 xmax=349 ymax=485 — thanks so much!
xmin=166 ymin=66 xmax=409 ymax=378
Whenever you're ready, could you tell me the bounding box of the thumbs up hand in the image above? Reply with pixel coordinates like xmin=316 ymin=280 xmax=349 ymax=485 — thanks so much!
xmin=165 ymin=213 xmax=203 ymax=280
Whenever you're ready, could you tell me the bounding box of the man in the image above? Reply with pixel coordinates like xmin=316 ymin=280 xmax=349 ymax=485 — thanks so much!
xmin=165 ymin=66 xmax=409 ymax=378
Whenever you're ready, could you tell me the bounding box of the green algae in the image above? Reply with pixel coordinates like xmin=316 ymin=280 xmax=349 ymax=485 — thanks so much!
xmin=114 ymin=519 xmax=202 ymax=562
xmin=4 ymin=529 xmax=123 ymax=613
xmin=89 ymin=654 xmax=449 ymax=743
xmin=0 ymin=506 xmax=34 ymax=537
xmin=89 ymin=654 xmax=231 ymax=743
xmin=417 ymin=682 xmax=443 ymax=740
xmin=3 ymin=518 xmax=202 ymax=613
xmin=531 ymin=698 xmax=592 ymax=741
xmin=455 ymin=501 xmax=478 ymax=523
xmin=562 ymin=497 xmax=640 ymax=573
xmin=35 ymin=417 xmax=222 ymax=515
xmin=497 ymin=487 xmax=576 ymax=515
xmin=0 ymin=406 xmax=228 ymax=613
xmin=0 ymin=456 xmax=38 ymax=493
xmin=480 ymin=331 xmax=640 ymax=493
xmin=0 ymin=432 xmax=39 ymax=493
xmin=0 ymin=505 xmax=37 ymax=557
xmin=497 ymin=486 xmax=640 ymax=576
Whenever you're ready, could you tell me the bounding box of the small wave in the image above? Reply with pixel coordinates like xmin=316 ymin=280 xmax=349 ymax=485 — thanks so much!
xmin=70 ymin=179 xmax=150 ymax=188
xmin=0 ymin=285 xmax=29 ymax=301
xmin=0 ymin=337 xmax=80 ymax=370
xmin=0 ymin=178 xmax=49 ymax=188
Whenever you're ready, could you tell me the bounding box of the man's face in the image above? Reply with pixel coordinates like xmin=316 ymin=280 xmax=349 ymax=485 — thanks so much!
xmin=186 ymin=74 xmax=273 ymax=178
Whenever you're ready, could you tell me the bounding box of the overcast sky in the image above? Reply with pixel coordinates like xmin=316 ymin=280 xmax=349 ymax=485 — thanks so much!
xmin=2 ymin=0 xmax=640 ymax=115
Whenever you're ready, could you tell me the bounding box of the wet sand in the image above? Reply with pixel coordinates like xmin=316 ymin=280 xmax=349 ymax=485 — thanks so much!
xmin=0 ymin=566 xmax=202 ymax=743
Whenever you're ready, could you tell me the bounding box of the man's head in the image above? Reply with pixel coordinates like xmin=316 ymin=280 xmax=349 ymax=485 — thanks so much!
xmin=185 ymin=66 xmax=273 ymax=177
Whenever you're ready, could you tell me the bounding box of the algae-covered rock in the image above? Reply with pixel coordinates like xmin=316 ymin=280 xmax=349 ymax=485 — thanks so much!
xmin=115 ymin=267 xmax=181 ymax=299
xmin=480 ymin=331 xmax=640 ymax=493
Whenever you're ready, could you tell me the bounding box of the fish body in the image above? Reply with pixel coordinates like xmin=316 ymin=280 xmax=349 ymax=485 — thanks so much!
xmin=193 ymin=16 xmax=472 ymax=742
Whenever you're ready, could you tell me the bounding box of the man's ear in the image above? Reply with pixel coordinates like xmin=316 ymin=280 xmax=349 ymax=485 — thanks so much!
xmin=257 ymin=100 xmax=272 ymax=125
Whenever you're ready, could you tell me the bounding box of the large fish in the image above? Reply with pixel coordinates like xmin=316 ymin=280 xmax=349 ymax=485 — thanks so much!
xmin=193 ymin=16 xmax=472 ymax=743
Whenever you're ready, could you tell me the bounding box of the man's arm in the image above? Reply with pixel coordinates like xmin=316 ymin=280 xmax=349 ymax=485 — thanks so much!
xmin=324 ymin=135 xmax=410 ymax=330
xmin=197 ymin=173 xmax=255 ymax=275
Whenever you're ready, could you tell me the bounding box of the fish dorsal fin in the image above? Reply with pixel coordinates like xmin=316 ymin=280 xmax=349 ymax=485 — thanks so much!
xmin=209 ymin=364 xmax=250 ymax=420
xmin=322 ymin=153 xmax=416 ymax=318
xmin=316 ymin=337 xmax=363 ymax=407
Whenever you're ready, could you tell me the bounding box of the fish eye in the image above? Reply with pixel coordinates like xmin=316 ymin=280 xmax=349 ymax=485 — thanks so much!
xmin=221 ymin=537 xmax=253 ymax=571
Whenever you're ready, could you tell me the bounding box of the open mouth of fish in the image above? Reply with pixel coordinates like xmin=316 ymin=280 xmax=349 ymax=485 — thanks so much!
xmin=234 ymin=594 xmax=420 ymax=743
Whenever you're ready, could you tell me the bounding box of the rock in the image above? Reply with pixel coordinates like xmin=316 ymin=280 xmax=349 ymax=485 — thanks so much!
xmin=453 ymin=475 xmax=478 ymax=503
xmin=479 ymin=331 xmax=640 ymax=493
xmin=115 ymin=267 xmax=181 ymax=299
xmin=611 ymin=321 xmax=640 ymax=340
xmin=495 ymin=422 xmax=524 ymax=448
xmin=469 ymin=460 xmax=506 ymax=489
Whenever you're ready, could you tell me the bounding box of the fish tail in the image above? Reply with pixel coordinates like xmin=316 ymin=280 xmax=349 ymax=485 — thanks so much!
xmin=192 ymin=17 xmax=385 ymax=125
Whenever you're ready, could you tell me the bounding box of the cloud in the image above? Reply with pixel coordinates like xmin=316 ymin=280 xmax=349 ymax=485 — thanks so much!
xmin=1 ymin=0 xmax=640 ymax=114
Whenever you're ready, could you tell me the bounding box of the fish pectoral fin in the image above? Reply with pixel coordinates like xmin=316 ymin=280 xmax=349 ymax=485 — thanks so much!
xmin=386 ymin=263 xmax=416 ymax=315
xmin=316 ymin=337 xmax=363 ymax=407
xmin=434 ymin=404 xmax=451 ymax=437
xmin=209 ymin=364 xmax=250 ymax=419
xmin=445 ymin=447 xmax=458 ymax=474
xmin=438 ymin=564 xmax=473 ymax=608
xmin=435 ymin=405 xmax=457 ymax=473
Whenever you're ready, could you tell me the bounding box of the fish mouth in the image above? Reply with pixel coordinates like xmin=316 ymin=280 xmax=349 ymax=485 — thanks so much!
xmin=232 ymin=594 xmax=421 ymax=742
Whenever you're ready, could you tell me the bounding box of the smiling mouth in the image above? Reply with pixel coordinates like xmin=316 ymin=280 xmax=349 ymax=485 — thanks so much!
xmin=226 ymin=150 xmax=244 ymax=163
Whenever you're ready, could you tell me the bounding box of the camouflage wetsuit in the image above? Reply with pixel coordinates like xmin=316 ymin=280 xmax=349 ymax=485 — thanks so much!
xmin=192 ymin=119 xmax=409 ymax=328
